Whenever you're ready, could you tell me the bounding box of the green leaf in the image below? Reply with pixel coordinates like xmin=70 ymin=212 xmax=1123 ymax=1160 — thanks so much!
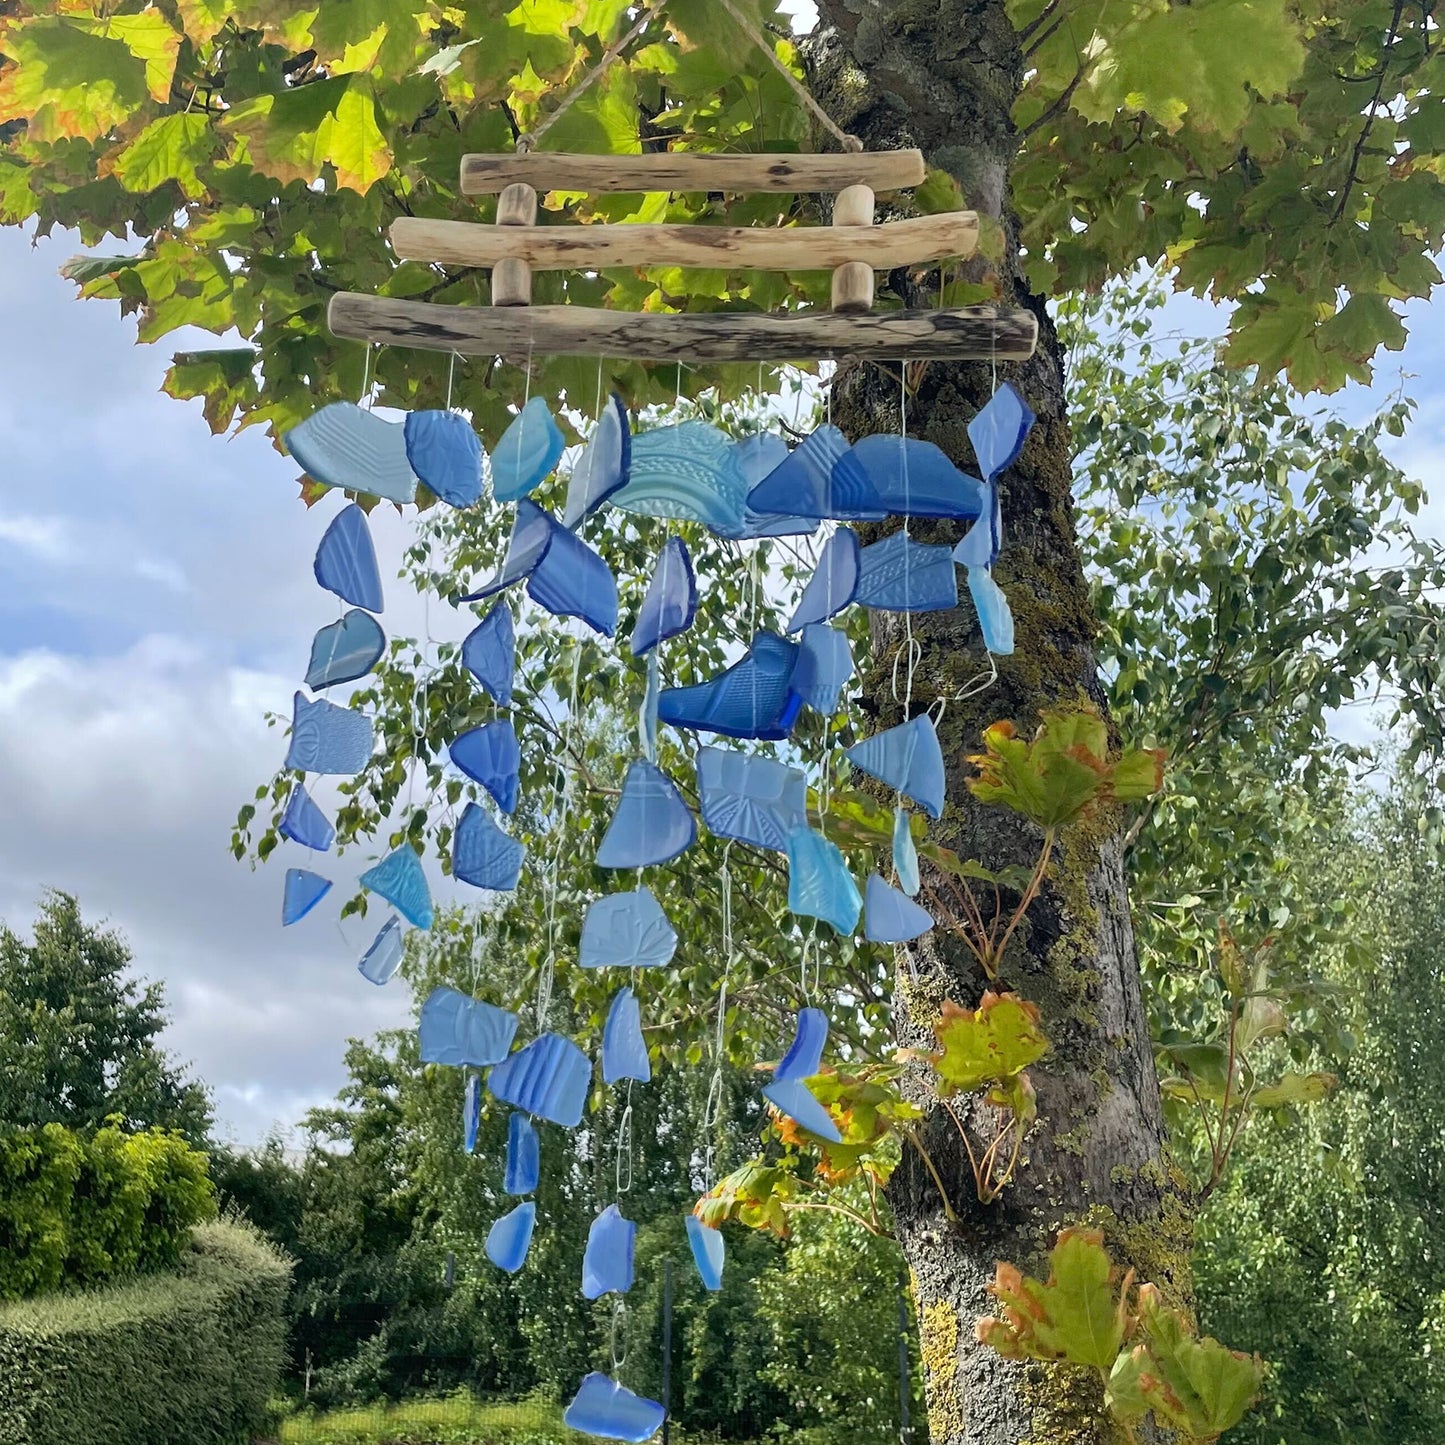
xmin=111 ymin=113 xmax=214 ymax=199
xmin=914 ymin=167 xmax=965 ymax=215
xmin=0 ymin=19 xmax=153 ymax=142
xmin=163 ymin=347 xmax=259 ymax=434
xmin=931 ymin=991 xmax=1047 ymax=1096
xmin=1251 ymin=1071 xmax=1337 ymax=1109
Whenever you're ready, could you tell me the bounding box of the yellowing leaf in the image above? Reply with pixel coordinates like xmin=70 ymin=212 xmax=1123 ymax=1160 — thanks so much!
xmin=0 ymin=19 xmax=151 ymax=141
xmin=112 ymin=112 xmax=213 ymax=198
xmin=85 ymin=12 xmax=183 ymax=104
xmin=1251 ymin=1071 xmax=1336 ymax=1109
xmin=931 ymin=991 xmax=1047 ymax=1096
xmin=163 ymin=347 xmax=259 ymax=434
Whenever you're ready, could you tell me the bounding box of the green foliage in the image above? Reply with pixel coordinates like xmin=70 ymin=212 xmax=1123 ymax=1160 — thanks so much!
xmin=278 ymin=1394 xmax=571 ymax=1445
xmin=930 ymin=992 xmax=1046 ymax=1098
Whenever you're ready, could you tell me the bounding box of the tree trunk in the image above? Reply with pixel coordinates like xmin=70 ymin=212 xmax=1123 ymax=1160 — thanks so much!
xmin=807 ymin=3 xmax=1194 ymax=1442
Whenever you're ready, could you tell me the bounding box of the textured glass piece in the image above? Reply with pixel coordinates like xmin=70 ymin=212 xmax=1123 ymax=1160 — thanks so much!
xmin=463 ymin=1072 xmax=481 ymax=1154
xmin=845 ymin=714 xmax=947 ymax=819
xmin=611 ymin=421 xmax=747 ymax=535
xmin=313 ymin=503 xmax=384 ymax=612
xmin=582 ymin=1204 xmax=637 ymax=1299
xmin=785 ymin=826 xmax=861 ymax=935
xmin=449 ymin=720 xmax=520 ymax=815
xmin=488 ymin=1032 xmax=591 ymax=1127
xmin=461 ymin=603 xmax=515 ymax=706
xmin=850 ymin=435 xmax=986 ymax=519
xmin=697 ymin=746 xmax=807 ymax=852
xmin=632 ymin=537 xmax=697 ymax=657
xmin=305 ymin=609 xmax=385 ymax=689
xmin=969 ymin=381 xmax=1035 ymax=480
xmin=747 ymin=425 xmax=882 ymax=522
xmin=504 ymin=1111 xmax=539 ymax=1195
xmin=864 ymin=873 xmax=935 ymax=943
xmin=492 ymin=397 xmax=565 ymax=501
xmin=854 ymin=532 xmax=959 ymax=614
xmin=285 ymin=692 xmax=373 ymax=776
xmin=453 ymin=802 xmax=524 ymax=891
xmin=419 ymin=986 xmax=519 ymax=1066
xmin=658 ymin=631 xmax=802 ymax=741
xmin=565 ymin=393 xmax=631 ymax=528
xmin=967 ymin=566 xmax=1015 ymax=656
xmin=486 ymin=1200 xmax=535 ymax=1274
xmin=793 ymin=623 xmax=853 ymax=715
xmin=564 ymin=1373 xmax=666 ymax=1444
xmin=359 ymin=846 xmax=434 ymax=929
xmin=788 ymin=528 xmax=860 ymax=632
xmin=596 ymin=760 xmax=696 ymax=869
xmin=281 ymin=868 xmax=331 ymax=925
xmin=285 ymin=402 xmax=417 ymax=504
xmin=602 ymin=987 xmax=651 ymax=1085
xmin=357 ymin=915 xmax=404 ymax=985
xmin=685 ymin=1215 xmax=725 ymax=1292
xmin=404 ymin=409 xmax=483 ymax=508
xmin=734 ymin=434 xmax=817 ymax=539
xmin=579 ymin=888 xmax=677 ymax=970
xmin=462 ymin=499 xmax=553 ymax=602
xmin=893 ymin=806 xmax=921 ymax=898
xmin=525 ymin=508 xmax=619 ymax=636
xmin=280 ymin=784 xmax=334 ymax=851
xmin=763 ymin=1009 xmax=840 ymax=1142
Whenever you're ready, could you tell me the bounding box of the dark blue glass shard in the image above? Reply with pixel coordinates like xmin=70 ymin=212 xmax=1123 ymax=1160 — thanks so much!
xmin=419 ymin=985 xmax=519 ymax=1066
xmin=864 ymin=873 xmax=934 ymax=943
xmin=404 ymin=410 xmax=483 ymax=508
xmin=357 ymin=915 xmax=404 ymax=985
xmin=462 ymin=500 xmax=553 ymax=603
xmin=685 ymin=1215 xmax=725 ymax=1292
xmin=968 ymin=382 xmax=1035 ymax=480
xmin=486 ymin=1200 xmax=535 ymax=1273
xmin=788 ymin=528 xmax=860 ymax=632
xmin=785 ymin=826 xmax=861 ymax=935
xmin=849 ymin=436 xmax=986 ymax=519
xmin=777 ymin=1007 xmax=829 ymax=1080
xmin=463 ymin=1072 xmax=481 ymax=1153
xmin=596 ymin=760 xmax=696 ymax=869
xmin=747 ymin=425 xmax=884 ymax=521
xmin=359 ymin=846 xmax=434 ymax=929
xmin=854 ymin=532 xmax=959 ymax=613
xmin=504 ymin=1111 xmax=539 ymax=1195
xmin=565 ymin=393 xmax=631 ymax=529
xmin=967 ymin=565 xmax=1014 ymax=655
xmin=658 ymin=631 xmax=802 ymax=741
xmin=285 ymin=692 xmax=373 ymax=776
xmin=602 ymin=987 xmax=651 ymax=1085
xmin=453 ymin=802 xmax=524 ymax=891
xmin=845 ymin=714 xmax=947 ymax=819
xmin=305 ymin=609 xmax=385 ymax=689
xmin=488 ymin=1032 xmax=591 ymax=1127
xmin=461 ymin=603 xmax=515 ymax=706
xmin=579 ymin=888 xmax=677 ymax=970
xmin=285 ymin=403 xmax=417 ymax=505
xmin=281 ymin=868 xmax=331 ymax=925
xmin=313 ymin=503 xmax=384 ymax=613
xmin=632 ymin=537 xmax=697 ymax=657
xmin=697 ymin=747 xmax=807 ymax=852
xmin=611 ymin=421 xmax=747 ymax=535
xmin=564 ymin=1373 xmax=665 ymax=1444
xmin=449 ymin=720 xmax=520 ymax=814
xmin=492 ymin=397 xmax=564 ymax=502
xmin=525 ymin=510 xmax=619 ymax=636
xmin=582 ymin=1204 xmax=636 ymax=1298
xmin=792 ymin=623 xmax=853 ymax=715
xmin=733 ymin=434 xmax=817 ymax=539
xmin=893 ymin=806 xmax=920 ymax=897
xmin=280 ymin=784 xmax=334 ymax=851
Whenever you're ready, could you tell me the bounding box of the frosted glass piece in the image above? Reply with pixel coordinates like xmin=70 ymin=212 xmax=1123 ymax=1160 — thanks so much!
xmin=486 ymin=1200 xmax=535 ymax=1273
xmin=792 ymin=623 xmax=853 ymax=715
xmin=733 ymin=434 xmax=817 ymax=538
xmin=463 ymin=1072 xmax=481 ymax=1153
xmin=854 ymin=532 xmax=959 ymax=613
xmin=602 ymin=987 xmax=651 ymax=1085
xmin=492 ymin=397 xmax=564 ymax=501
xmin=313 ymin=503 xmax=383 ymax=613
xmin=785 ymin=826 xmax=861 ymax=935
xmin=762 ymin=1008 xmax=840 ymax=1143
xmin=285 ymin=692 xmax=373 ymax=776
xmin=658 ymin=630 xmax=802 ymax=741
xmin=864 ymin=873 xmax=934 ymax=943
xmin=632 ymin=537 xmax=697 ymax=657
xmin=305 ymin=609 xmax=385 ymax=690
xmin=284 ymin=402 xmax=417 ymax=504
xmin=404 ymin=409 xmax=483 ymax=508
xmin=596 ymin=760 xmax=696 ymax=869
xmin=419 ymin=985 xmax=519 ymax=1066
xmin=849 ymin=435 xmax=986 ymax=519
xmin=893 ymin=806 xmax=921 ymax=897
xmin=565 ymin=393 xmax=631 ymax=528
xmin=358 ymin=846 xmax=434 ymax=929
xmin=968 ymin=381 xmax=1035 ymax=480
xmin=281 ymin=868 xmax=331 ymax=925
xmin=746 ymin=425 xmax=884 ymax=521
xmin=763 ymin=1076 xmax=842 ymax=1141
xmin=453 ymin=802 xmax=524 ymax=891
xmin=967 ymin=565 xmax=1015 ymax=656
xmin=525 ymin=506 xmax=619 ymax=636
xmin=611 ymin=421 xmax=747 ymax=535
xmin=504 ymin=1111 xmax=539 ymax=1195
xmin=488 ymin=1032 xmax=591 ymax=1127
xmin=449 ymin=719 xmax=520 ymax=814
xmin=845 ymin=714 xmax=947 ymax=819
xmin=697 ymin=746 xmax=807 ymax=852
xmin=787 ymin=528 xmax=859 ymax=632
xmin=582 ymin=1203 xmax=636 ymax=1299
xmin=462 ymin=603 xmax=515 ymax=706
xmin=357 ymin=915 xmax=404 ymax=985
xmin=279 ymin=784 xmax=334 ymax=852
xmin=778 ymin=1006 xmax=829 ymax=1080
xmin=462 ymin=500 xmax=553 ymax=602
xmin=685 ymin=1215 xmax=725 ymax=1292
xmin=579 ymin=888 xmax=677 ymax=970
xmin=564 ymin=1373 xmax=665 ymax=1444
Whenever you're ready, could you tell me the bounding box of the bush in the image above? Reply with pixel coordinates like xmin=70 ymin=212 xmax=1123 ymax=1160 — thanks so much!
xmin=0 ymin=1218 xmax=292 ymax=1445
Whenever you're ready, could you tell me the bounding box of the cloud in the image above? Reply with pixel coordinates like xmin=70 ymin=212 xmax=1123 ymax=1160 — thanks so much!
xmin=0 ymin=513 xmax=74 ymax=562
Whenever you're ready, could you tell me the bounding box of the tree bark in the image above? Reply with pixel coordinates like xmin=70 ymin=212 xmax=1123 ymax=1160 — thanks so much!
xmin=806 ymin=3 xmax=1194 ymax=1442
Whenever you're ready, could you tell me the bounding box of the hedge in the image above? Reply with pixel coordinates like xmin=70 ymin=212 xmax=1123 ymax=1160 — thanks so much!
xmin=0 ymin=1218 xmax=293 ymax=1445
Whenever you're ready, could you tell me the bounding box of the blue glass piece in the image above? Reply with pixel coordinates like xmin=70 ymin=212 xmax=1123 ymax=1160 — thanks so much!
xmin=284 ymin=402 xmax=417 ymax=504
xmin=449 ymin=720 xmax=520 ymax=814
xmin=854 ymin=532 xmax=959 ymax=613
xmin=969 ymin=381 xmax=1035 ymax=480
xmin=632 ymin=537 xmax=697 ymax=657
xmin=612 ymin=421 xmax=747 ymax=535
xmin=893 ymin=806 xmax=921 ymax=897
xmin=953 ymin=490 xmax=999 ymax=572
xmin=658 ymin=631 xmax=802 ymax=741
xmin=793 ymin=623 xmax=853 ymax=715
xmin=734 ymin=434 xmax=818 ymax=538
xmin=565 ymin=393 xmax=631 ymax=528
xmin=747 ymin=425 xmax=883 ymax=522
xmin=763 ymin=1076 xmax=843 ymax=1142
xmin=462 ymin=500 xmax=554 ymax=603
xmin=492 ymin=397 xmax=564 ymax=502
xmin=359 ymin=846 xmax=434 ymax=929
xmin=845 ymin=714 xmax=947 ymax=819
xmin=685 ymin=1215 xmax=725 ymax=1292
xmin=864 ymin=873 xmax=935 ymax=943
xmin=486 ymin=1200 xmax=535 ymax=1274
xmin=579 ymin=888 xmax=677 ymax=970
xmin=596 ymin=760 xmax=696 ymax=869
xmin=313 ymin=503 xmax=384 ymax=612
xmin=788 ymin=528 xmax=860 ymax=632
xmin=404 ymin=409 xmax=483 ymax=507
xmin=419 ymin=986 xmax=519 ymax=1066
xmin=697 ymin=747 xmax=807 ymax=852
xmin=281 ymin=868 xmax=331 ymax=925
xmin=488 ymin=1032 xmax=591 ymax=1127
xmin=779 ymin=1006 xmax=829 ymax=1079
xmin=785 ymin=826 xmax=861 ymax=935
xmin=967 ymin=565 xmax=1015 ymax=656
xmin=462 ymin=603 xmax=515 ymax=706
xmin=640 ymin=649 xmax=660 ymax=762
xmin=453 ymin=802 xmax=524 ymax=891
xmin=280 ymin=784 xmax=334 ymax=851
xmin=849 ymin=435 xmax=986 ymax=519
xmin=582 ymin=1204 xmax=637 ymax=1299
xmin=602 ymin=987 xmax=651 ymax=1085
xmin=463 ymin=1072 xmax=481 ymax=1153
xmin=763 ymin=1012 xmax=839 ymax=1141
xmin=525 ymin=507 xmax=619 ymax=636
xmin=357 ymin=916 xmax=404 ymax=985
xmin=285 ymin=692 xmax=372 ymax=776
xmin=564 ymin=1373 xmax=666 ymax=1444
xmin=504 ymin=1111 xmax=539 ymax=1195
xmin=305 ymin=609 xmax=385 ymax=689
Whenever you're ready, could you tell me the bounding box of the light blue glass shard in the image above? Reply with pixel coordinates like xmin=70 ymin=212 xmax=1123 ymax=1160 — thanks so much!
xmin=419 ymin=985 xmax=519 ymax=1066
xmin=734 ymin=434 xmax=817 ymax=539
xmin=305 ymin=609 xmax=385 ymax=690
xmin=404 ymin=410 xmax=483 ymax=508
xmin=461 ymin=499 xmax=553 ymax=602
xmin=854 ymin=532 xmax=959 ymax=614
xmin=787 ymin=528 xmax=859 ymax=633
xmin=579 ymin=888 xmax=677 ymax=970
xmin=763 ymin=1076 xmax=843 ymax=1142
xmin=747 ymin=425 xmax=884 ymax=522
xmin=461 ymin=603 xmax=515 ymax=706
xmin=488 ymin=1032 xmax=591 ymax=1127
xmin=486 ymin=1200 xmax=535 ymax=1274
xmin=596 ymin=760 xmax=696 ymax=869
xmin=864 ymin=873 xmax=934 ymax=943
xmin=845 ymin=714 xmax=947 ymax=819
xmin=602 ymin=987 xmax=651 ymax=1085
xmin=639 ymin=648 xmax=659 ymax=762
xmin=969 ymin=381 xmax=1035 ymax=480
xmin=611 ymin=421 xmax=747 ymax=535
xmin=582 ymin=1204 xmax=636 ymax=1299
xmin=449 ymin=720 xmax=520 ymax=814
xmin=849 ymin=435 xmax=986 ymax=519
xmin=685 ymin=1215 xmax=725 ymax=1292
xmin=658 ymin=631 xmax=802 ymax=741
xmin=564 ymin=1373 xmax=666 ymax=1444
xmin=280 ymin=784 xmax=334 ymax=851
xmin=453 ymin=802 xmax=524 ymax=891
xmin=504 ymin=1111 xmax=539 ymax=1195
xmin=893 ymin=806 xmax=921 ymax=898
xmin=631 ymin=537 xmax=697 ymax=657
xmin=492 ymin=397 xmax=565 ymax=502
xmin=953 ymin=482 xmax=1000 ymax=571
xmin=284 ymin=402 xmax=418 ymax=504
xmin=785 ymin=826 xmax=861 ymax=935
xmin=967 ymin=565 xmax=1015 ymax=656
xmin=359 ymin=845 xmax=434 ymax=929
xmin=285 ymin=692 xmax=373 ymax=776
xmin=564 ymin=393 xmax=631 ymax=529
xmin=281 ymin=868 xmax=331 ymax=925
xmin=792 ymin=623 xmax=853 ymax=715
xmin=463 ymin=1072 xmax=481 ymax=1154
xmin=525 ymin=508 xmax=619 ymax=636
xmin=313 ymin=503 xmax=384 ymax=613
xmin=357 ymin=915 xmax=404 ymax=985
xmin=697 ymin=746 xmax=807 ymax=852
xmin=764 ymin=1012 xmax=840 ymax=1142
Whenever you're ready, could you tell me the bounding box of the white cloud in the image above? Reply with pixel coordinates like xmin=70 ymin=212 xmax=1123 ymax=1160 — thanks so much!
xmin=0 ymin=513 xmax=74 ymax=562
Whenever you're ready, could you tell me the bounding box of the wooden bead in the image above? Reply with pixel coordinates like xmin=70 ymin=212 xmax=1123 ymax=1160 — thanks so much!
xmin=831 ymin=183 xmax=875 ymax=314
xmin=491 ymin=182 xmax=537 ymax=308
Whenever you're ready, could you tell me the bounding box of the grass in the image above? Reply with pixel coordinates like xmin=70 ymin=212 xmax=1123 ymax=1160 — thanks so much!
xmin=275 ymin=1394 xmax=573 ymax=1445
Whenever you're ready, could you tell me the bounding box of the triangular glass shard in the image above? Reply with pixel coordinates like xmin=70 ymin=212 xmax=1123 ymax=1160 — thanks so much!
xmin=305 ymin=609 xmax=385 ymax=689
xmin=658 ymin=631 xmax=802 ymax=741
xmin=524 ymin=507 xmax=619 ymax=636
xmin=747 ymin=425 xmax=885 ymax=522
xmin=685 ymin=1215 xmax=725 ymax=1292
xmin=596 ymin=760 xmax=695 ymax=869
xmin=967 ymin=565 xmax=1015 ymax=655
xmin=492 ymin=397 xmax=564 ymax=502
xmin=864 ymin=873 xmax=935 ymax=943
xmin=313 ymin=503 xmax=384 ymax=612
xmin=504 ymin=1111 xmax=539 ymax=1195
xmin=792 ymin=623 xmax=853 ymax=715
xmin=602 ymin=987 xmax=651 ymax=1085
xmin=279 ymin=783 xmax=334 ymax=851
xmin=788 ymin=528 xmax=860 ymax=632
xmin=488 ymin=1032 xmax=591 ymax=1127
xmin=968 ymin=382 xmax=1035 ymax=480
xmin=611 ymin=421 xmax=747 ymax=536
xmin=461 ymin=603 xmax=515 ymax=706
xmin=357 ymin=915 xmax=404 ymax=985
xmin=631 ymin=537 xmax=697 ymax=657
xmin=486 ymin=1200 xmax=536 ymax=1274
xmin=359 ymin=845 xmax=434 ymax=928
xmin=285 ymin=692 xmax=373 ymax=776
xmin=404 ymin=409 xmax=483 ymax=508
xmin=463 ymin=1072 xmax=481 ymax=1153
xmin=854 ymin=532 xmax=959 ymax=613
xmin=763 ymin=1012 xmax=840 ymax=1142
xmin=582 ymin=1204 xmax=637 ymax=1299
xmin=734 ymin=434 xmax=817 ymax=538
xmin=697 ymin=746 xmax=807 ymax=852
xmin=462 ymin=499 xmax=554 ymax=602
xmin=284 ymin=402 xmax=417 ymax=504
xmin=763 ymin=1076 xmax=843 ymax=1142
xmin=419 ymin=985 xmax=519 ymax=1066
xmin=893 ymin=806 xmax=921 ymax=897
xmin=281 ymin=868 xmax=331 ymax=925
xmin=785 ymin=826 xmax=861 ymax=935
xmin=954 ymin=478 xmax=1002 ymax=571
xmin=579 ymin=888 xmax=677 ymax=970
xmin=565 ymin=393 xmax=631 ymax=528
xmin=564 ymin=1373 xmax=666 ymax=1444
xmin=849 ymin=436 xmax=986 ymax=519
xmin=845 ymin=714 xmax=947 ymax=819
xmin=453 ymin=802 xmax=524 ymax=891
xmin=449 ymin=720 xmax=520 ymax=814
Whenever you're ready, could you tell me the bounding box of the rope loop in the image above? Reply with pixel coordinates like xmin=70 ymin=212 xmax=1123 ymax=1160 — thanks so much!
xmin=515 ymin=132 xmax=536 ymax=154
